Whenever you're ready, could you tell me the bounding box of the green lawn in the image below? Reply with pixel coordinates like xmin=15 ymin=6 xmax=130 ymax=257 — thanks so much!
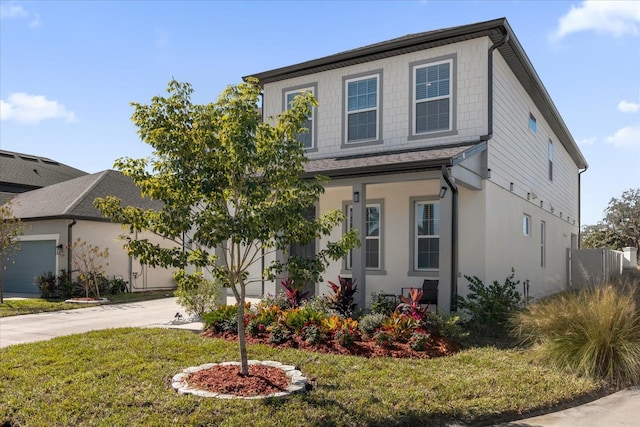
xmin=0 ymin=328 xmax=600 ymax=426
xmin=0 ymin=291 xmax=174 ymax=317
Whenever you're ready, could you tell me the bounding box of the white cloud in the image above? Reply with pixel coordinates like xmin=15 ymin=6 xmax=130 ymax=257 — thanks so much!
xmin=618 ymin=100 xmax=640 ymax=113
xmin=578 ymin=136 xmax=597 ymax=146
xmin=553 ymin=0 xmax=640 ymax=40
xmin=0 ymin=93 xmax=76 ymax=124
xmin=0 ymin=4 xmax=28 ymax=19
xmin=605 ymin=124 xmax=640 ymax=148
xmin=0 ymin=3 xmax=40 ymax=27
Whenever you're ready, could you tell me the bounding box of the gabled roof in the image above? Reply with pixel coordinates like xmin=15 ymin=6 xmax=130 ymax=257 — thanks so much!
xmin=0 ymin=150 xmax=87 ymax=190
xmin=246 ymin=18 xmax=587 ymax=170
xmin=8 ymin=170 xmax=162 ymax=221
xmin=304 ymin=143 xmax=481 ymax=179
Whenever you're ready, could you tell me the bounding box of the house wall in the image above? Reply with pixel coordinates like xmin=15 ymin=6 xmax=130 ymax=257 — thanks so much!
xmin=261 ymin=37 xmax=491 ymax=158
xmin=21 ymin=219 xmax=177 ymax=291
xmin=490 ymin=51 xmax=580 ymax=223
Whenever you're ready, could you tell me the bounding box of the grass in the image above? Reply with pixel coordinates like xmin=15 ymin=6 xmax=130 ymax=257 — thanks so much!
xmin=511 ymin=279 xmax=640 ymax=386
xmin=0 ymin=291 xmax=174 ymax=318
xmin=0 ymin=328 xmax=600 ymax=426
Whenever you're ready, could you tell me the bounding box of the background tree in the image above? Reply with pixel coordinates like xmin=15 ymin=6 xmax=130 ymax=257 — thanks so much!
xmin=95 ymin=80 xmax=358 ymax=375
xmin=582 ymin=188 xmax=640 ymax=259
xmin=0 ymin=202 xmax=24 ymax=304
xmin=69 ymin=238 xmax=109 ymax=299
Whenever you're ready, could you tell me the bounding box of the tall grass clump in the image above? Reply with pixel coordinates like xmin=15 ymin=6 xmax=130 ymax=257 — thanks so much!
xmin=511 ymin=281 xmax=640 ymax=385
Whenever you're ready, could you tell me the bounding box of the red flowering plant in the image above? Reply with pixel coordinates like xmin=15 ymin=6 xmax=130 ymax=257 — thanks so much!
xmin=396 ymin=287 xmax=428 ymax=323
xmin=281 ymin=278 xmax=311 ymax=309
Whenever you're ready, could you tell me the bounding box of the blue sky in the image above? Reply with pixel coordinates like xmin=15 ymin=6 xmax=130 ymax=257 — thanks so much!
xmin=1 ymin=0 xmax=638 ymax=227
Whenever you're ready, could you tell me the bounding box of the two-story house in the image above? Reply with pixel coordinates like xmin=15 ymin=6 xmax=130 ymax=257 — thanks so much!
xmin=244 ymin=18 xmax=588 ymax=311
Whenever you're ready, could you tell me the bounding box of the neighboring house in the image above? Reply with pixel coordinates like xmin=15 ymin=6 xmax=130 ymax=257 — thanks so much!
xmin=4 ymin=170 xmax=177 ymax=294
xmin=0 ymin=150 xmax=87 ymax=205
xmin=244 ymin=17 xmax=588 ymax=311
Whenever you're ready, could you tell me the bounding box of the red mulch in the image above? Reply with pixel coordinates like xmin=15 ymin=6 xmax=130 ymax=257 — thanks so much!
xmin=201 ymin=329 xmax=461 ymax=359
xmin=188 ymin=364 xmax=290 ymax=397
xmin=192 ymin=329 xmax=460 ymax=397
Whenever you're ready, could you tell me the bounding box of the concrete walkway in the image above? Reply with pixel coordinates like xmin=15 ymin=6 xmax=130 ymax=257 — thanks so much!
xmin=1 ymin=297 xmax=638 ymax=426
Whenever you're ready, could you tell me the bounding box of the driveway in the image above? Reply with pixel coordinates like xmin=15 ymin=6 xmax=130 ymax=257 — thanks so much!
xmin=0 ymin=297 xmax=194 ymax=348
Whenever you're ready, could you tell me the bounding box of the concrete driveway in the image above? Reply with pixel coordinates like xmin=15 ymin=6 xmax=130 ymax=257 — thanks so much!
xmin=0 ymin=297 xmax=195 ymax=348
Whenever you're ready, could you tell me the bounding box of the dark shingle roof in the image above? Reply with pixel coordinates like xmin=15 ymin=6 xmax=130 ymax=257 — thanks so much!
xmin=8 ymin=170 xmax=162 ymax=221
xmin=304 ymin=144 xmax=478 ymax=179
xmin=0 ymin=150 xmax=87 ymax=190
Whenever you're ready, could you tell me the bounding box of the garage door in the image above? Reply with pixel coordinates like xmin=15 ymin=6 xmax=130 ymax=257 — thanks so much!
xmin=4 ymin=240 xmax=56 ymax=294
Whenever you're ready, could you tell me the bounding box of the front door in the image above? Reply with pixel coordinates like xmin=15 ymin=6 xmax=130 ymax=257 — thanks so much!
xmin=289 ymin=206 xmax=317 ymax=296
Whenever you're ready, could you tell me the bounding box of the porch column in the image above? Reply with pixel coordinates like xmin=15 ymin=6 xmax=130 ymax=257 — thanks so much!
xmin=438 ymin=177 xmax=454 ymax=313
xmin=351 ymin=183 xmax=367 ymax=308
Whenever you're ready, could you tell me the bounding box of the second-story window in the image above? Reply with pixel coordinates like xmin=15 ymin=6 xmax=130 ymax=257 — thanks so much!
xmin=529 ymin=113 xmax=537 ymax=134
xmin=284 ymin=84 xmax=316 ymax=150
xmin=548 ymin=139 xmax=553 ymax=181
xmin=413 ymin=59 xmax=452 ymax=134
xmin=345 ymin=74 xmax=379 ymax=143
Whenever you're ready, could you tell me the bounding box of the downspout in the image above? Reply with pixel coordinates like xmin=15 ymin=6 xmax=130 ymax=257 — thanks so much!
xmin=578 ymin=166 xmax=588 ymax=248
xmin=482 ymin=28 xmax=509 ymax=141
xmin=67 ymin=219 xmax=77 ymax=275
xmin=441 ymin=165 xmax=458 ymax=311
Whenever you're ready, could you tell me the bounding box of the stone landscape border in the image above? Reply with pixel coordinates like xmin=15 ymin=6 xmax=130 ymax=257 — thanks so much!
xmin=171 ymin=360 xmax=309 ymax=400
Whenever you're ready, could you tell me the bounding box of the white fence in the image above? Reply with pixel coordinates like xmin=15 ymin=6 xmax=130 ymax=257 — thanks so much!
xmin=567 ymin=248 xmax=624 ymax=289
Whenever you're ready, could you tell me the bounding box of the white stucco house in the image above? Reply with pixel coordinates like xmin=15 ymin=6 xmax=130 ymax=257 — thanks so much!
xmin=4 ymin=169 xmax=178 ymax=294
xmin=242 ymin=18 xmax=588 ymax=311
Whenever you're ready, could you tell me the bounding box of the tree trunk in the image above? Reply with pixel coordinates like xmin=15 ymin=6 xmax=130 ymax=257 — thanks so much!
xmin=237 ymin=279 xmax=249 ymax=375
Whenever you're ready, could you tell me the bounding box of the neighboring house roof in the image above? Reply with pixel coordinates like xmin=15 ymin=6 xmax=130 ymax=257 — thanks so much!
xmin=304 ymin=143 xmax=480 ymax=179
xmin=246 ymin=17 xmax=587 ymax=170
xmin=9 ymin=169 xmax=162 ymax=221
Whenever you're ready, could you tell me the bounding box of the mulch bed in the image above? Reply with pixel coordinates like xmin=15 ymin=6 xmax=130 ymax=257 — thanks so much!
xmin=188 ymin=364 xmax=291 ymax=397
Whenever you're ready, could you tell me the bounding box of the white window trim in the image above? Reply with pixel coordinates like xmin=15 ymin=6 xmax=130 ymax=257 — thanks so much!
xmin=344 ymin=73 xmax=380 ymax=144
xmin=414 ymin=200 xmax=440 ymax=272
xmin=283 ymin=83 xmax=317 ymax=151
xmin=412 ymin=58 xmax=453 ymax=135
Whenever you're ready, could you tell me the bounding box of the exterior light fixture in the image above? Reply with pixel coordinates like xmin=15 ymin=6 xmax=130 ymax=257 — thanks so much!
xmin=510 ymin=182 xmax=514 ymax=191
xmin=439 ymin=186 xmax=447 ymax=198
xmin=527 ymin=192 xmax=531 ymax=200
xmin=56 ymin=244 xmax=64 ymax=256
xmin=353 ymin=191 xmax=359 ymax=203
xmin=487 ymin=168 xmax=492 ymax=179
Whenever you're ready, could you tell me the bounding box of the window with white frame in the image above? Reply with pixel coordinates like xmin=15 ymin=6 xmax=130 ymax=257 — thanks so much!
xmin=523 ymin=214 xmax=531 ymax=237
xmin=284 ymin=87 xmax=315 ymax=149
xmin=413 ymin=60 xmax=452 ymax=134
xmin=346 ymin=203 xmax=381 ymax=269
xmin=548 ymin=139 xmax=553 ymax=181
xmin=529 ymin=113 xmax=537 ymax=134
xmin=415 ymin=201 xmax=440 ymax=270
xmin=345 ymin=75 xmax=379 ymax=143
xmin=540 ymin=220 xmax=546 ymax=268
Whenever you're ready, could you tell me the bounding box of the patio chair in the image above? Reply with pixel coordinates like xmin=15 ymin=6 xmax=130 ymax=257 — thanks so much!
xmin=402 ymin=279 xmax=438 ymax=309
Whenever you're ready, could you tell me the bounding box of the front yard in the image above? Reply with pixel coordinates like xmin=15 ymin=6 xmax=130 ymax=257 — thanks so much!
xmin=0 ymin=327 xmax=601 ymax=426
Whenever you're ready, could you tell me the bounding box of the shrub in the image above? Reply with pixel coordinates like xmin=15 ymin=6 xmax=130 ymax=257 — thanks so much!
xmin=373 ymin=330 xmax=394 ymax=348
xmin=334 ymin=328 xmax=356 ymax=348
xmin=280 ymin=279 xmax=311 ymax=309
xmin=258 ymin=292 xmax=290 ymax=311
xmin=174 ymin=270 xmax=223 ymax=318
xmin=426 ymin=311 xmax=468 ymax=343
xmin=302 ymin=295 xmax=336 ymax=316
xmin=301 ymin=322 xmax=327 ymax=344
xmin=457 ymin=269 xmax=523 ymax=332
xmin=408 ymin=331 xmax=431 ymax=351
xmin=37 ymin=271 xmax=59 ymax=299
xmin=267 ymin=323 xmax=292 ymax=344
xmin=358 ymin=313 xmax=388 ymax=339
xmin=202 ymin=304 xmax=248 ymax=334
xmin=511 ymin=283 xmax=640 ymax=385
xmin=280 ymin=306 xmax=326 ymax=334
xmin=396 ymin=288 xmax=428 ymax=322
xmin=369 ymin=292 xmax=396 ymax=316
xmin=326 ymin=276 xmax=358 ymax=318
xmin=382 ymin=312 xmax=420 ymax=342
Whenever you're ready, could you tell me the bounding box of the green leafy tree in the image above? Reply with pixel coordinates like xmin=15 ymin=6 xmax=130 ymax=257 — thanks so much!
xmin=95 ymin=80 xmax=358 ymax=374
xmin=0 ymin=202 xmax=24 ymax=303
xmin=582 ymin=188 xmax=640 ymax=259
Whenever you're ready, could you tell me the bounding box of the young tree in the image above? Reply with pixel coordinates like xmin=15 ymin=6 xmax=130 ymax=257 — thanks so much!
xmin=95 ymin=80 xmax=358 ymax=374
xmin=0 ymin=202 xmax=24 ymax=303
xmin=69 ymin=238 xmax=109 ymax=299
xmin=582 ymin=188 xmax=640 ymax=259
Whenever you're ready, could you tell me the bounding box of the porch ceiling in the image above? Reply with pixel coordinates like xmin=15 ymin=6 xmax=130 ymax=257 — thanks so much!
xmin=303 ymin=143 xmax=478 ymax=179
